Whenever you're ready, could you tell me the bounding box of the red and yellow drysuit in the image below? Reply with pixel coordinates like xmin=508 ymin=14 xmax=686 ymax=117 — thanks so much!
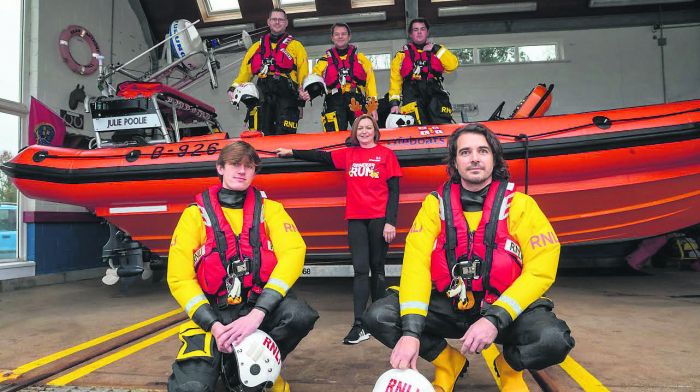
xmin=399 ymin=184 xmax=560 ymax=325
xmin=168 ymin=193 xmax=306 ymax=333
xmin=167 ymin=186 xmax=317 ymax=391
xmin=231 ymin=33 xmax=308 ymax=135
xmin=389 ymin=43 xmax=458 ymax=125
xmin=312 ymin=45 xmax=378 ymax=131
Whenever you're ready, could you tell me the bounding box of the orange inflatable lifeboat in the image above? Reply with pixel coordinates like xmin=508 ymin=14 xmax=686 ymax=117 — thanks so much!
xmin=3 ymin=83 xmax=700 ymax=276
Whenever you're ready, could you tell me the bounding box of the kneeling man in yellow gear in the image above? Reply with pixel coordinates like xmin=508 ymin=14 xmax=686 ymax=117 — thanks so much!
xmin=363 ymin=124 xmax=574 ymax=392
xmin=167 ymin=141 xmax=318 ymax=392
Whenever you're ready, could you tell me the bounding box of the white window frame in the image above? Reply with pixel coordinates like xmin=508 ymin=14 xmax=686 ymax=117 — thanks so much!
xmin=364 ymin=53 xmax=392 ymax=71
xmin=274 ymin=0 xmax=317 ymax=14
xmin=196 ymin=0 xmax=242 ymax=22
xmin=516 ymin=44 xmax=559 ymax=63
xmin=448 ymin=41 xmax=563 ymax=67
xmin=0 ymin=0 xmax=26 ymax=269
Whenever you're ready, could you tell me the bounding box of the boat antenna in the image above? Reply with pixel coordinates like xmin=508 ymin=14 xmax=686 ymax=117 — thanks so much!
xmin=97 ymin=19 xmax=202 ymax=92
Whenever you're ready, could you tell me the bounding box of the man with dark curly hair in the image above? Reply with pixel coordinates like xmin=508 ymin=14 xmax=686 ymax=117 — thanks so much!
xmin=363 ymin=124 xmax=575 ymax=392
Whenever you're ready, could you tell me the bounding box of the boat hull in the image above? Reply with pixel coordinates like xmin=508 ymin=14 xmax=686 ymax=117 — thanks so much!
xmin=4 ymin=100 xmax=700 ymax=258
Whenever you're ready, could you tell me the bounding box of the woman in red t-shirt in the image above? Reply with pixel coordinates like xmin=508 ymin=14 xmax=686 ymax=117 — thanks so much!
xmin=276 ymin=114 xmax=401 ymax=345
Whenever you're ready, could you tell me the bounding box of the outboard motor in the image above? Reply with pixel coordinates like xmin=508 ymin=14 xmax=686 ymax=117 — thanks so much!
xmin=101 ymin=223 xmax=146 ymax=287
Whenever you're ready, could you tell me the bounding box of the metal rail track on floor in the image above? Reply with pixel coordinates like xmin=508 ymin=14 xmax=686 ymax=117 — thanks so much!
xmin=0 ymin=309 xmax=608 ymax=391
xmin=0 ymin=310 xmax=186 ymax=392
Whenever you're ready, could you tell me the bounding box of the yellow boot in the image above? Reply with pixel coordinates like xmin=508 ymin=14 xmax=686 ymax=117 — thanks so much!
xmin=269 ymin=375 xmax=290 ymax=392
xmin=494 ymin=354 xmax=529 ymax=392
xmin=431 ymin=345 xmax=468 ymax=392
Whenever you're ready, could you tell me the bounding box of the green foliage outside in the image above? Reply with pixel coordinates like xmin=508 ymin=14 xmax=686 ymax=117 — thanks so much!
xmin=480 ymin=46 xmax=516 ymax=64
xmin=0 ymin=150 xmax=17 ymax=204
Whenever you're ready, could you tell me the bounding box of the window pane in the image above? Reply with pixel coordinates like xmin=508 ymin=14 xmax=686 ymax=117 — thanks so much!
xmin=452 ymin=48 xmax=474 ymax=65
xmin=207 ymin=0 xmax=240 ymax=12
xmin=0 ymin=113 xmax=19 ymax=260
xmin=351 ymin=0 xmax=395 ymax=7
xmin=519 ymin=44 xmax=557 ymax=62
xmin=278 ymin=0 xmax=316 ymax=12
xmin=0 ymin=0 xmax=21 ymax=102
xmin=280 ymin=0 xmax=314 ymax=4
xmin=479 ymin=46 xmax=516 ymax=64
xmin=366 ymin=54 xmax=391 ymax=71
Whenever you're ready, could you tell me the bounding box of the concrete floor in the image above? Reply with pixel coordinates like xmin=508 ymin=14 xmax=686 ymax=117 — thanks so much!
xmin=1 ymin=268 xmax=699 ymax=391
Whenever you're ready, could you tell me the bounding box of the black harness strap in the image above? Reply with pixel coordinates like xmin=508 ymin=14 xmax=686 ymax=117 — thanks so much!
xmin=527 ymin=83 xmax=554 ymax=118
xmin=440 ymin=183 xmax=460 ymax=277
xmin=253 ymin=34 xmax=296 ymax=74
xmin=202 ymin=190 xmax=229 ymax=269
xmin=404 ymin=44 xmax=417 ymax=80
xmin=249 ymin=188 xmax=264 ymax=289
xmin=201 ymin=190 xmax=231 ymax=296
xmin=481 ymin=181 xmax=509 ymax=296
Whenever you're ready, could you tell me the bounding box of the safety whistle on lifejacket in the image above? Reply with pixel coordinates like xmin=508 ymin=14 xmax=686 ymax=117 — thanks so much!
xmin=447 ymin=277 xmax=476 ymax=310
xmin=457 ymin=291 xmax=476 ymax=310
xmin=225 ymin=274 xmax=242 ymax=300
xmin=412 ymin=64 xmax=422 ymax=80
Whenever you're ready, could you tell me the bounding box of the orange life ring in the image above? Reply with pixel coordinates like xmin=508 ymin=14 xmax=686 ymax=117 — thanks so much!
xmin=58 ymin=25 xmax=101 ymax=75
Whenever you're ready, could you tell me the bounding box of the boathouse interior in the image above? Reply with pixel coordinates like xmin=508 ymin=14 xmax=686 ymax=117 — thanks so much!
xmin=1 ymin=2 xmax=700 ymax=391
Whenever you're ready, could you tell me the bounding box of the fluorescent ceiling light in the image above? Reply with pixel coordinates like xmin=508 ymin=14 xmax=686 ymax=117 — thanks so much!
xmin=589 ymin=0 xmax=692 ymax=7
xmin=293 ymin=12 xmax=386 ymax=28
xmin=438 ymin=2 xmax=537 ymax=17
xmin=197 ymin=23 xmax=255 ymax=37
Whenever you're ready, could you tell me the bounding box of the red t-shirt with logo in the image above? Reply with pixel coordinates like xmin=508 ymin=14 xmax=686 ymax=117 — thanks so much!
xmin=331 ymin=144 xmax=402 ymax=220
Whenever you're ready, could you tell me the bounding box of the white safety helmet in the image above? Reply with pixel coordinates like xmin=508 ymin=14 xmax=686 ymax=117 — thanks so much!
xmin=230 ymin=330 xmax=282 ymax=391
xmin=302 ymin=74 xmax=326 ymax=102
xmin=386 ymin=113 xmax=416 ymax=128
xmin=230 ymin=83 xmax=260 ymax=109
xmin=373 ymin=369 xmax=435 ymax=392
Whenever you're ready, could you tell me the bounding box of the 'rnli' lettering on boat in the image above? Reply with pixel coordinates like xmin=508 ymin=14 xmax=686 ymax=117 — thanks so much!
xmin=387 ymin=136 xmax=446 ymax=145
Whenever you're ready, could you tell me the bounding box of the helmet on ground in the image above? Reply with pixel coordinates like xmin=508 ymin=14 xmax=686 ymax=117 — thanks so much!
xmin=302 ymin=74 xmax=326 ymax=102
xmin=386 ymin=113 xmax=415 ymax=128
xmin=229 ymin=330 xmax=282 ymax=391
xmin=230 ymin=83 xmax=259 ymax=109
xmin=373 ymin=369 xmax=435 ymax=392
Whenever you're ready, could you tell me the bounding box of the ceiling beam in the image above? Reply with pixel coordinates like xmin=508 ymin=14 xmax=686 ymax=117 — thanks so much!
xmin=128 ymin=0 xmax=158 ymax=72
xmin=405 ymin=0 xmax=419 ymax=30
xmin=295 ymin=8 xmax=700 ymax=46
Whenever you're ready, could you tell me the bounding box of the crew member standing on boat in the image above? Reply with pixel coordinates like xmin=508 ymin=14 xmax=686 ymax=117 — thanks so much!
xmin=389 ymin=18 xmax=458 ymax=125
xmin=306 ymin=23 xmax=379 ymax=131
xmin=167 ymin=141 xmax=319 ymax=392
xmin=363 ymin=124 xmax=574 ymax=392
xmin=229 ymin=8 xmax=308 ymax=135
xmin=275 ymin=114 xmax=401 ymax=345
